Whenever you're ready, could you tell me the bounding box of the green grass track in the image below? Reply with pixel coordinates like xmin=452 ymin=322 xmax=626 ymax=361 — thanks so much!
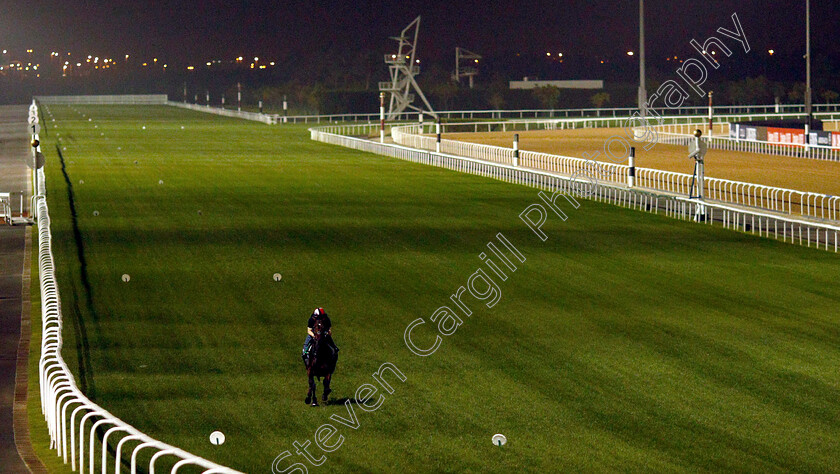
xmin=32 ymin=105 xmax=840 ymax=472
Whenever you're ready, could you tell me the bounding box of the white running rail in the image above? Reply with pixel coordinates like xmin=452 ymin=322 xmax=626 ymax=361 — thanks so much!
xmin=167 ymin=101 xmax=277 ymax=124
xmin=33 ymin=104 xmax=242 ymax=474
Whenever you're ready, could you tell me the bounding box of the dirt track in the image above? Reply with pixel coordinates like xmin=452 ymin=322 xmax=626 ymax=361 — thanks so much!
xmin=443 ymin=128 xmax=840 ymax=196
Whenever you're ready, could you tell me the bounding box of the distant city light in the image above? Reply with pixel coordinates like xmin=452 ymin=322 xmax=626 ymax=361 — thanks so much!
xmin=546 ymin=52 xmax=551 ymax=56
xmin=206 ymin=62 xmax=212 ymax=66
xmin=269 ymin=61 xmax=275 ymax=66
xmin=627 ymin=51 xmax=634 ymax=56
xmin=187 ymin=66 xmax=194 ymax=70
xmin=254 ymin=57 xmax=259 ymax=61
xmin=768 ymin=49 xmax=775 ymax=55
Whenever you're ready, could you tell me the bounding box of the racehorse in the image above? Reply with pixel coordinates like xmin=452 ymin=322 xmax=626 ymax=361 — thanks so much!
xmin=304 ymin=318 xmax=338 ymax=406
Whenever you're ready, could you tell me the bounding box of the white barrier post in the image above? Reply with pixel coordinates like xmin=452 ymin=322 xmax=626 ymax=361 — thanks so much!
xmin=379 ymin=92 xmax=386 ymax=144
xmin=237 ymin=82 xmax=242 ymax=111
xmin=205 ymin=90 xmax=210 ymax=107
xmin=283 ymin=95 xmax=288 ymax=123
xmin=628 ymin=147 xmax=636 ymax=188
xmin=805 ymin=122 xmax=810 ymax=153
xmin=259 ymin=100 xmax=263 ymax=114
xmin=708 ymin=91 xmax=713 ymax=137
xmin=513 ymin=133 xmax=519 ymax=166
xmin=435 ymin=118 xmax=441 ymax=153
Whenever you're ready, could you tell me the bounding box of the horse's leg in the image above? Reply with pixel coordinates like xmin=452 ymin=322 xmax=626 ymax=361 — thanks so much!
xmin=310 ymin=373 xmax=319 ymax=407
xmin=306 ymin=371 xmax=315 ymax=405
xmin=323 ymin=373 xmax=332 ymax=402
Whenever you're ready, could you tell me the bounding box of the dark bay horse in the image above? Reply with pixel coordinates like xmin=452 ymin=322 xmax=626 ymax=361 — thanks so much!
xmin=304 ymin=319 xmax=338 ymax=406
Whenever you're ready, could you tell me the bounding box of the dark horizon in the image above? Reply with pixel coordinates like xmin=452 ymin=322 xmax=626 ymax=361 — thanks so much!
xmin=2 ymin=1 xmax=839 ymax=80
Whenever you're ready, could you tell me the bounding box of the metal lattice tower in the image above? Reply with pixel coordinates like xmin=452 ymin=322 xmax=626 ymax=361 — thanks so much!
xmin=379 ymin=16 xmax=437 ymax=120
xmin=453 ymin=47 xmax=481 ymax=89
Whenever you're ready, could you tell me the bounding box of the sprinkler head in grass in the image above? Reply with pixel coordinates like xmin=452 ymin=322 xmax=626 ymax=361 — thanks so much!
xmin=273 ymin=273 xmax=282 ymax=282
xmin=197 ymin=210 xmax=202 ymax=215
xmin=88 ymin=118 xmax=92 ymax=122
xmin=134 ymin=160 xmax=138 ymax=165
xmin=79 ymin=180 xmax=84 ymax=185
xmin=117 ymin=147 xmax=122 ymax=150
xmin=492 ymin=434 xmax=507 ymax=446
xmin=121 ymin=274 xmax=130 ymax=282
xmin=142 ymin=126 xmax=146 ymax=130
xmin=209 ymin=431 xmax=225 ymax=445
xmin=93 ymin=210 xmax=99 ymax=216
xmin=181 ymin=126 xmax=185 ymax=129
xmin=158 ymin=179 xmax=164 ymax=185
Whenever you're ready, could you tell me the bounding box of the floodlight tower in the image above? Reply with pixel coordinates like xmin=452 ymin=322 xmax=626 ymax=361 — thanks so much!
xmin=379 ymin=16 xmax=437 ymax=120
xmin=638 ymin=0 xmax=647 ymax=118
xmin=454 ymin=47 xmax=482 ymax=89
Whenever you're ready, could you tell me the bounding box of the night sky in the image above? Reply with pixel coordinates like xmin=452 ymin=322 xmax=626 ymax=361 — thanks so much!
xmin=2 ymin=1 xmax=839 ymax=75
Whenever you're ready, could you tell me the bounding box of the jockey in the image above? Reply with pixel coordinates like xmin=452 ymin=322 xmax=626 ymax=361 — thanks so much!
xmin=302 ymin=307 xmax=338 ymax=362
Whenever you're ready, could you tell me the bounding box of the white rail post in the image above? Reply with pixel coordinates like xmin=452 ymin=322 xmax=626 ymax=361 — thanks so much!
xmin=628 ymin=146 xmax=636 ymax=188
xmin=379 ymin=92 xmax=386 ymax=144
xmin=708 ymin=91 xmax=714 ymax=137
xmin=513 ymin=133 xmax=519 ymax=167
xmin=435 ymin=118 xmax=441 ymax=153
xmin=237 ymin=82 xmax=242 ymax=111
xmin=283 ymin=95 xmax=288 ymax=123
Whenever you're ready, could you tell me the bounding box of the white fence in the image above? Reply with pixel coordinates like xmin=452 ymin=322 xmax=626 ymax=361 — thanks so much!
xmin=167 ymin=101 xmax=277 ymax=124
xmin=388 ymin=118 xmax=840 ymax=222
xmin=34 ymin=95 xmax=168 ymax=105
xmin=157 ymin=103 xmax=840 ymax=125
xmin=312 ymin=125 xmax=840 ymax=252
xmin=32 ymin=104 xmax=241 ymax=474
xmin=0 ymin=192 xmax=10 ymax=224
xmin=223 ymin=103 xmax=840 ymax=124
